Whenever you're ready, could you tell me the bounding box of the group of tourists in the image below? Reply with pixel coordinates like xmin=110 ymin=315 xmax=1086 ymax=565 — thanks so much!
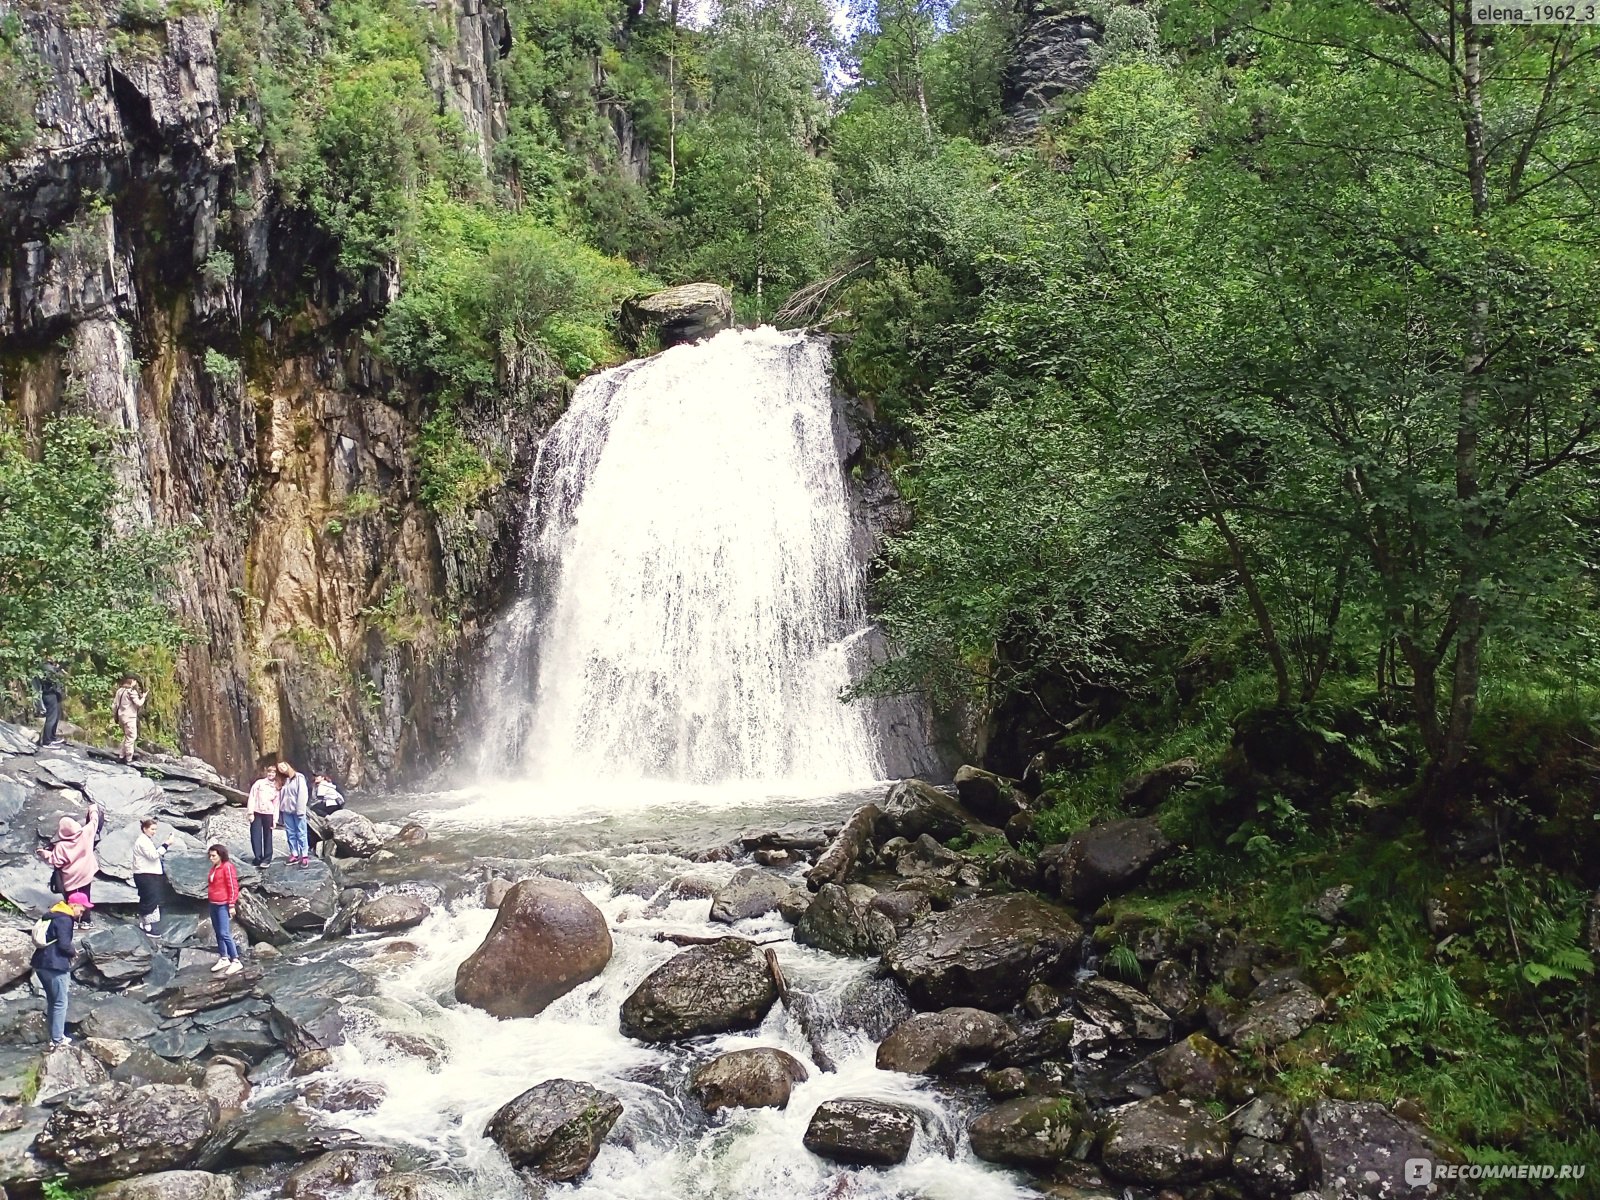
xmin=31 ymin=662 xmax=148 ymax=765
xmin=25 ymin=739 xmax=350 ymax=1049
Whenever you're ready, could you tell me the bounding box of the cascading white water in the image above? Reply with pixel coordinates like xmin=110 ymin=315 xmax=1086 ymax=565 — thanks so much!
xmin=480 ymin=327 xmax=884 ymax=788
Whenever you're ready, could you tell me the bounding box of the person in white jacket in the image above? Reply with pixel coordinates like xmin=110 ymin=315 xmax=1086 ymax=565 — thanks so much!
xmin=132 ymin=817 xmax=173 ymax=931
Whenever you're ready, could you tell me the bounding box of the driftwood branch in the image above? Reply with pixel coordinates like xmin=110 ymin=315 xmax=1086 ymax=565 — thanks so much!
xmin=804 ymin=803 xmax=880 ymax=892
xmin=654 ymin=932 xmax=787 ymax=948
xmin=764 ymin=947 xmax=791 ymax=1006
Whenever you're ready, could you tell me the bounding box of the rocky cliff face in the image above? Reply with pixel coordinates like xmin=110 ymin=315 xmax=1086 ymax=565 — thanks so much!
xmin=0 ymin=0 xmax=540 ymax=786
xmin=1001 ymin=3 xmax=1101 ymax=135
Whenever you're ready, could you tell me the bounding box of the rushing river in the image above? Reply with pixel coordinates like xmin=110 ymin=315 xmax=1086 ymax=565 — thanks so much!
xmin=256 ymin=783 xmax=1035 ymax=1200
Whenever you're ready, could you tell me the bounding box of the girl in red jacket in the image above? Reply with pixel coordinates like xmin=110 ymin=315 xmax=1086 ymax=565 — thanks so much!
xmin=207 ymin=843 xmax=242 ymax=974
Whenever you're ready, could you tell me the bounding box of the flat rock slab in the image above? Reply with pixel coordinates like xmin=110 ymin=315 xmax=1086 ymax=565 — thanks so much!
xmin=0 ymin=721 xmax=39 ymax=756
xmin=1301 ymin=1099 xmax=1461 ymax=1198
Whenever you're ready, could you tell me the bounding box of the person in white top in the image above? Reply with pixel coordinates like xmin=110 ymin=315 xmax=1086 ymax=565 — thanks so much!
xmin=132 ymin=817 xmax=173 ymax=932
xmin=246 ymin=763 xmax=281 ymax=867
xmin=311 ymin=774 xmax=345 ymax=815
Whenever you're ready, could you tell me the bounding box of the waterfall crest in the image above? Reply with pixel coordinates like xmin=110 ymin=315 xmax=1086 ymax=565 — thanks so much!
xmin=479 ymin=327 xmax=885 ymax=788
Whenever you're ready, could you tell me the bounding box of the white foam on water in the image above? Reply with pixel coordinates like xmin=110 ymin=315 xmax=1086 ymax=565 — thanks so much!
xmin=311 ymin=882 xmax=1032 ymax=1200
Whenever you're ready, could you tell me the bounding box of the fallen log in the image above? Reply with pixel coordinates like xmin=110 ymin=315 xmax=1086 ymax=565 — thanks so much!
xmin=805 ymin=803 xmax=879 ymax=892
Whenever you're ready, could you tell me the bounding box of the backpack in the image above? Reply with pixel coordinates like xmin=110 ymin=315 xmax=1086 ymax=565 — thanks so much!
xmin=31 ymin=916 xmax=55 ymax=949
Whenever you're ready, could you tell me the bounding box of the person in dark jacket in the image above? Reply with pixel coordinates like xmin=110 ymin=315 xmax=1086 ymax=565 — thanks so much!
xmin=32 ymin=891 xmax=88 ymax=1048
xmin=35 ymin=664 xmax=64 ymax=748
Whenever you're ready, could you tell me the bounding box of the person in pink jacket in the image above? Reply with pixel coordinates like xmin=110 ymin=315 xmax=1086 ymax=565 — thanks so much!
xmin=36 ymin=803 xmax=101 ymax=925
xmin=246 ymin=763 xmax=280 ymax=867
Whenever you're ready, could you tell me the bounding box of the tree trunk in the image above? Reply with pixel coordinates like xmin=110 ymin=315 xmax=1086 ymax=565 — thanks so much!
xmin=1201 ymin=480 xmax=1293 ymax=706
xmin=1437 ymin=9 xmax=1492 ymax=785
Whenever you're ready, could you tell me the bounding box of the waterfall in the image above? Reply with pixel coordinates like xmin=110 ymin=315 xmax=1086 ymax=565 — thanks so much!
xmin=479 ymin=327 xmax=886 ymax=789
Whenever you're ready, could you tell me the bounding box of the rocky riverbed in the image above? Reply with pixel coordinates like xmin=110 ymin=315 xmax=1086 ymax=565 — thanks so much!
xmin=0 ymin=729 xmax=1454 ymax=1199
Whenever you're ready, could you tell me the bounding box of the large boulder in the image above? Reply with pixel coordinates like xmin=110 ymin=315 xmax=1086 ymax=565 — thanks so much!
xmin=79 ymin=996 xmax=160 ymax=1042
xmin=355 ymin=893 xmax=431 ymax=934
xmin=620 ymin=283 xmax=733 ymax=349
xmin=485 ymin=1079 xmax=622 ymax=1182
xmin=793 ymin=883 xmax=873 ymax=957
xmin=35 ymin=1045 xmax=111 ymax=1105
xmin=953 ymin=765 xmax=1029 ymax=825
xmin=884 ymin=895 xmax=1083 ymax=1011
xmin=689 ymin=1048 xmax=808 ymax=1113
xmin=203 ymin=1104 xmax=362 ymax=1168
xmin=1100 ymin=1095 xmax=1229 ymax=1185
xmin=33 ymin=1083 xmax=220 ymax=1183
xmin=325 ymin=811 xmax=383 ymax=858
xmin=1039 ymin=818 xmax=1173 ymax=905
xmin=1232 ymin=1135 xmax=1306 ymax=1198
xmin=619 ymin=938 xmax=778 ymax=1042
xmin=232 ymin=891 xmax=290 ymax=948
xmin=969 ymin=1094 xmax=1087 ymax=1167
xmin=708 ymin=868 xmax=792 ymax=924
xmin=1300 ymin=1099 xmax=1458 ymax=1199
xmin=1152 ymin=1033 xmax=1237 ymax=1100
xmin=455 ymin=879 xmax=612 ymax=1019
xmin=82 ymin=924 xmax=156 ymax=983
xmin=260 ymin=859 xmax=338 ymax=931
xmin=802 ymin=1099 xmax=918 ymax=1167
xmin=1217 ymin=975 xmax=1326 ymax=1050
xmin=881 ymin=778 xmax=973 ymax=842
xmin=876 ymin=1008 xmax=1015 ymax=1075
xmin=93 ymin=1172 xmax=238 ymax=1200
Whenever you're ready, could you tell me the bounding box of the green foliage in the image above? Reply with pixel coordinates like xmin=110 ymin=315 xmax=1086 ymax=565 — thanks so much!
xmin=200 ymin=249 xmax=235 ymax=286
xmin=0 ymin=14 xmax=38 ymax=160
xmin=415 ymin=404 xmax=500 ymax=516
xmin=382 ymin=194 xmax=641 ymax=392
xmin=1103 ymin=942 xmax=1142 ymax=983
xmin=202 ymin=348 xmax=241 ymax=386
xmin=0 ymin=416 xmax=188 ymax=720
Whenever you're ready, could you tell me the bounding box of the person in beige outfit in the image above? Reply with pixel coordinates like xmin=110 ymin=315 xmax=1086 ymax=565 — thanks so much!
xmin=113 ymin=676 xmax=148 ymax=764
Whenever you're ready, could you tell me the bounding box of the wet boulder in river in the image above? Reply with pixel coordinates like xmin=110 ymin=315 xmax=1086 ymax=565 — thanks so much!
xmin=953 ymin=765 xmax=1029 ymax=825
xmin=325 ymin=811 xmax=384 ymax=858
xmin=355 ymin=893 xmax=431 ymax=933
xmin=689 ymin=1048 xmax=808 ymax=1112
xmin=881 ymin=778 xmax=975 ymax=842
xmin=876 ymin=1008 xmax=1015 ymax=1076
xmin=793 ymin=883 xmax=873 ymax=956
xmin=709 ymin=867 xmax=792 ymax=923
xmin=455 ymin=879 xmax=613 ymax=1019
xmin=619 ymin=937 xmax=779 ymax=1042
xmin=802 ymin=1099 xmax=919 ymax=1167
xmin=485 ymin=1078 xmax=623 ymax=1182
xmin=884 ymin=894 xmax=1083 ymax=1011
